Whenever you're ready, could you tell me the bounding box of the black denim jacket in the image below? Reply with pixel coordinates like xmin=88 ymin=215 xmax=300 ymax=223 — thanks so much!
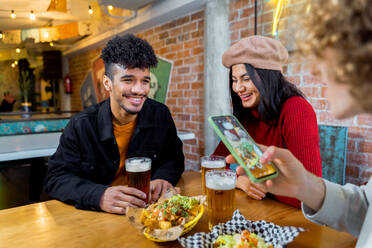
xmin=44 ymin=98 xmax=184 ymax=210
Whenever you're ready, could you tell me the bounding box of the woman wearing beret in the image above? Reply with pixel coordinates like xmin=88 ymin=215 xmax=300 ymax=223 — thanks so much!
xmin=213 ymin=35 xmax=322 ymax=208
xmin=227 ymin=0 xmax=372 ymax=245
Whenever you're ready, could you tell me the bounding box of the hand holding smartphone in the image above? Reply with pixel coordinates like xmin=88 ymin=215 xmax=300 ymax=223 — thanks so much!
xmin=208 ymin=115 xmax=278 ymax=183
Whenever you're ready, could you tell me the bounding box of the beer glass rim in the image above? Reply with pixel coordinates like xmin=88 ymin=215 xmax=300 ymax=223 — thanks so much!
xmin=205 ymin=169 xmax=236 ymax=190
xmin=125 ymin=157 xmax=151 ymax=163
xmin=201 ymin=155 xmax=226 ymax=161
xmin=125 ymin=157 xmax=151 ymax=172
xmin=205 ymin=169 xmax=236 ymax=177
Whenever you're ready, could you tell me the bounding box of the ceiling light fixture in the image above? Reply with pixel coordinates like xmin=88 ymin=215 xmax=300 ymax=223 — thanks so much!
xmin=88 ymin=5 xmax=93 ymax=15
xmin=108 ymin=5 xmax=113 ymax=11
xmin=0 ymin=32 xmax=3 ymax=39
xmin=16 ymin=48 xmax=21 ymax=53
xmin=10 ymin=10 xmax=16 ymax=19
xmin=29 ymin=10 xmax=36 ymax=20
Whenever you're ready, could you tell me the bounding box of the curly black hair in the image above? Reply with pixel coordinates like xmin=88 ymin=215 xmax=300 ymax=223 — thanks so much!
xmin=100 ymin=34 xmax=158 ymax=80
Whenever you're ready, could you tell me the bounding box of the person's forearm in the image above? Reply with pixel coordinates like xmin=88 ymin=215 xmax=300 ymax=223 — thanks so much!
xmin=296 ymin=171 xmax=326 ymax=212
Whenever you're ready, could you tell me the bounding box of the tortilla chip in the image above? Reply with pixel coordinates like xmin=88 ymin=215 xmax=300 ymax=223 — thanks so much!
xmin=126 ymin=189 xmax=205 ymax=241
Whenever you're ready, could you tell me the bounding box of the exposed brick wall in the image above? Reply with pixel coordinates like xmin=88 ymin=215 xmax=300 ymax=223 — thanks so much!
xmin=68 ymin=48 xmax=102 ymax=111
xmin=68 ymin=10 xmax=205 ymax=171
xmin=230 ymin=0 xmax=372 ymax=185
xmin=137 ymin=10 xmax=205 ymax=171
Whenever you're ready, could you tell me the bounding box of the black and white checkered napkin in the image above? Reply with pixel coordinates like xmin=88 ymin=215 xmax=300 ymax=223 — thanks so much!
xmin=178 ymin=210 xmax=306 ymax=248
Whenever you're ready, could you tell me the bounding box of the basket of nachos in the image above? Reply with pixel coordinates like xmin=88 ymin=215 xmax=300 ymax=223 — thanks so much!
xmin=127 ymin=194 xmax=204 ymax=242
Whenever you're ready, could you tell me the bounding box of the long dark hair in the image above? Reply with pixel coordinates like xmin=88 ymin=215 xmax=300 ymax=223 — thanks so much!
xmin=230 ymin=64 xmax=304 ymax=124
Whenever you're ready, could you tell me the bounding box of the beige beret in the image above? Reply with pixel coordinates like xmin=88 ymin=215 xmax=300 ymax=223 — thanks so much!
xmin=222 ymin=35 xmax=288 ymax=71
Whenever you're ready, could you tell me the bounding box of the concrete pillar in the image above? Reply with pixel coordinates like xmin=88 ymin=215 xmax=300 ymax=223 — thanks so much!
xmin=204 ymin=0 xmax=231 ymax=155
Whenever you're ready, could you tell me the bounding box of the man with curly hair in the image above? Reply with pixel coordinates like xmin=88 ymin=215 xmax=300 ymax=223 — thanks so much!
xmin=44 ymin=34 xmax=184 ymax=214
xmin=230 ymin=0 xmax=372 ymax=246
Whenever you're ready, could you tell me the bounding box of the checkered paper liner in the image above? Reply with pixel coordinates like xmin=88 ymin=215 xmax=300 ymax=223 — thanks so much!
xmin=178 ymin=210 xmax=306 ymax=248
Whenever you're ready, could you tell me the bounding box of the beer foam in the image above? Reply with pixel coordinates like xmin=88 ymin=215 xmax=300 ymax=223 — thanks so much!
xmin=201 ymin=160 xmax=225 ymax=169
xmin=126 ymin=160 xmax=151 ymax=172
xmin=206 ymin=176 xmax=235 ymax=190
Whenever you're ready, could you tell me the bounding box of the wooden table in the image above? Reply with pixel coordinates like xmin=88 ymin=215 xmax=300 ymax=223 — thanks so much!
xmin=0 ymin=172 xmax=357 ymax=248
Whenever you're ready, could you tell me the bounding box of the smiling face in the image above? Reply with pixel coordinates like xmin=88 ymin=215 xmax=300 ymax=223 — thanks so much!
xmin=231 ymin=64 xmax=261 ymax=109
xmin=103 ymin=64 xmax=151 ymax=124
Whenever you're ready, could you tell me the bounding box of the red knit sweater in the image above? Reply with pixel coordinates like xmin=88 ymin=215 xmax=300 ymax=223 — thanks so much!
xmin=213 ymin=96 xmax=322 ymax=208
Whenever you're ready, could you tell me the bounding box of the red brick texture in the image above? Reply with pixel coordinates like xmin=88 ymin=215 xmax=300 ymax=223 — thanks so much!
xmin=68 ymin=48 xmax=102 ymax=111
xmin=137 ymin=11 xmax=205 ymax=171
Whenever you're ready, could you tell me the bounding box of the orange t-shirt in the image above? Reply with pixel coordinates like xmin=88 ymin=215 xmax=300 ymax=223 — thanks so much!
xmin=111 ymin=119 xmax=137 ymax=186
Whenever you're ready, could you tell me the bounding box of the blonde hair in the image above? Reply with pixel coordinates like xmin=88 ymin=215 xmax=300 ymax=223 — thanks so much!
xmin=299 ymin=0 xmax=372 ymax=112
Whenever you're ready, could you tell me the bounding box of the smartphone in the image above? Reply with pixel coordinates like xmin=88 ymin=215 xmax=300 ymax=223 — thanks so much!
xmin=208 ymin=115 xmax=278 ymax=183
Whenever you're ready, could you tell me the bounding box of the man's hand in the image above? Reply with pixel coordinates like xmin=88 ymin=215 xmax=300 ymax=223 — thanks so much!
xmin=100 ymin=186 xmax=147 ymax=214
xmin=150 ymin=179 xmax=180 ymax=203
xmin=236 ymin=175 xmax=266 ymax=200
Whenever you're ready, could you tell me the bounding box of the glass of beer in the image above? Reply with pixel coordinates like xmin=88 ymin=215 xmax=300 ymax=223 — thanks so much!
xmin=125 ymin=157 xmax=151 ymax=204
xmin=206 ymin=170 xmax=236 ymax=230
xmin=201 ymin=155 xmax=226 ymax=194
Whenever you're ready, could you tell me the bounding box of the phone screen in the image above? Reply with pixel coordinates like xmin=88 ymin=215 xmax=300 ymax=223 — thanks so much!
xmin=211 ymin=116 xmax=277 ymax=180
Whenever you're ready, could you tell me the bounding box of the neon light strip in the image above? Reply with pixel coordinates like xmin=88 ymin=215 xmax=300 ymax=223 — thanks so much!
xmin=272 ymin=0 xmax=283 ymax=36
